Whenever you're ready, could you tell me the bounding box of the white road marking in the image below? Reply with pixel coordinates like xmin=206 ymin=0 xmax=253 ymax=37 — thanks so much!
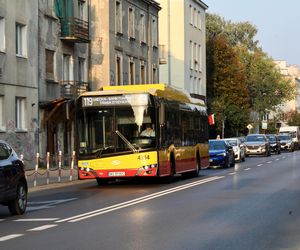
xmin=0 ymin=234 xmax=23 ymax=242
xmin=0 ymin=219 xmax=5 ymax=222
xmin=228 ymin=172 xmax=236 ymax=175
xmin=276 ymin=158 xmax=280 ymax=161
xmin=27 ymin=224 xmax=57 ymax=232
xmin=267 ymin=161 xmax=272 ymax=164
xmin=257 ymin=164 xmax=263 ymax=167
xmin=282 ymin=156 xmax=286 ymax=159
xmin=14 ymin=218 xmax=59 ymax=222
xmin=57 ymin=176 xmax=224 ymax=223
xmin=244 ymin=168 xmax=251 ymax=171
xmin=27 ymin=198 xmax=78 ymax=211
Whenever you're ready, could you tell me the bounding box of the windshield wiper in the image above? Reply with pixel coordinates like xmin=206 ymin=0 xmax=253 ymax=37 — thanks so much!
xmin=115 ymin=130 xmax=138 ymax=153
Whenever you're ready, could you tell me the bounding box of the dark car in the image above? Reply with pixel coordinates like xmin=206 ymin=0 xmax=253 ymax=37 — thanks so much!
xmin=0 ymin=140 xmax=28 ymax=215
xmin=209 ymin=139 xmax=235 ymax=168
xmin=277 ymin=133 xmax=295 ymax=152
xmin=266 ymin=134 xmax=281 ymax=154
xmin=245 ymin=134 xmax=271 ymax=157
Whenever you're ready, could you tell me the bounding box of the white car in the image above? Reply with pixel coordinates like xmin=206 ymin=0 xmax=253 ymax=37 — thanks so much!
xmin=224 ymin=138 xmax=246 ymax=162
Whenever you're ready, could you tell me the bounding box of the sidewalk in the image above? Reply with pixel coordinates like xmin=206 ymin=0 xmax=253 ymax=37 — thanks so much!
xmin=25 ymin=168 xmax=79 ymax=190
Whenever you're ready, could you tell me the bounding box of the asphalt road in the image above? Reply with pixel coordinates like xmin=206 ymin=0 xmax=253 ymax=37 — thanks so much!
xmin=1 ymin=151 xmax=300 ymax=250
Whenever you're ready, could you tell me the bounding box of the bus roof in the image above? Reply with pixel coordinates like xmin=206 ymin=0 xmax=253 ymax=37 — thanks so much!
xmin=79 ymin=83 xmax=205 ymax=106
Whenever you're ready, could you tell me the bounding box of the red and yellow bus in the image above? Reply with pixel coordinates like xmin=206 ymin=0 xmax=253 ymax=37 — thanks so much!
xmin=76 ymin=84 xmax=209 ymax=185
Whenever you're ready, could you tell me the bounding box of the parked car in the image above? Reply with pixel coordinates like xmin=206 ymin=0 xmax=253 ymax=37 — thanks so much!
xmin=209 ymin=139 xmax=235 ymax=168
xmin=224 ymin=137 xmax=246 ymax=162
xmin=244 ymin=134 xmax=271 ymax=157
xmin=0 ymin=140 xmax=28 ymax=215
xmin=266 ymin=134 xmax=281 ymax=154
xmin=277 ymin=133 xmax=295 ymax=152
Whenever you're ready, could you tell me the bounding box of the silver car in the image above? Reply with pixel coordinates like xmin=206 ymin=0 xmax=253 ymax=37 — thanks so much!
xmin=224 ymin=138 xmax=246 ymax=162
xmin=245 ymin=134 xmax=271 ymax=157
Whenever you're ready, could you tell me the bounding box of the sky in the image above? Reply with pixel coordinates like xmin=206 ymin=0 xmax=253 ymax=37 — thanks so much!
xmin=204 ymin=0 xmax=300 ymax=67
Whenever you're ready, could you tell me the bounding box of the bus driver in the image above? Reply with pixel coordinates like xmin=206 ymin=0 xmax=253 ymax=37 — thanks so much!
xmin=140 ymin=124 xmax=155 ymax=137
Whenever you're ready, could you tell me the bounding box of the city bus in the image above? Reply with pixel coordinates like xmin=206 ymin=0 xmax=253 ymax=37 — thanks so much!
xmin=76 ymin=83 xmax=209 ymax=185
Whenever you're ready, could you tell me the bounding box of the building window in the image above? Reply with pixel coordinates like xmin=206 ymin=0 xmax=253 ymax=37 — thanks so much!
xmin=16 ymin=97 xmax=26 ymax=130
xmin=128 ymin=7 xmax=135 ymax=39
xmin=190 ymin=76 xmax=194 ymax=93
xmin=0 ymin=17 xmax=5 ymax=52
xmin=46 ymin=49 xmax=55 ymax=81
xmin=128 ymin=57 xmax=135 ymax=85
xmin=78 ymin=0 xmax=87 ymax=21
xmin=45 ymin=0 xmax=54 ymax=15
xmin=194 ymin=43 xmax=197 ymax=70
xmin=16 ymin=23 xmax=27 ymax=57
xmin=198 ymin=78 xmax=202 ymax=95
xmin=140 ymin=12 xmax=146 ymax=43
xmin=198 ymin=45 xmax=201 ymax=71
xmin=115 ymin=0 xmax=122 ymax=34
xmin=140 ymin=61 xmax=146 ymax=84
xmin=78 ymin=57 xmax=86 ymax=82
xmin=193 ymin=8 xmax=197 ymax=28
xmin=152 ymin=64 xmax=157 ymax=83
xmin=190 ymin=41 xmax=193 ymax=69
xmin=198 ymin=11 xmax=202 ymax=29
xmin=189 ymin=5 xmax=193 ymax=25
xmin=115 ymin=53 xmax=123 ymax=85
xmin=151 ymin=16 xmax=158 ymax=47
xmin=0 ymin=96 xmax=4 ymax=130
xmin=63 ymin=54 xmax=73 ymax=83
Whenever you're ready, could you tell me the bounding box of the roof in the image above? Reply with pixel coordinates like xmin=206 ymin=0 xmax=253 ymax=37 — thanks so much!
xmin=80 ymin=83 xmax=206 ymax=106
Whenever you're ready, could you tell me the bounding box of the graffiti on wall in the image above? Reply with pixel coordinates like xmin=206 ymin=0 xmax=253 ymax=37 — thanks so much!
xmin=0 ymin=119 xmax=38 ymax=164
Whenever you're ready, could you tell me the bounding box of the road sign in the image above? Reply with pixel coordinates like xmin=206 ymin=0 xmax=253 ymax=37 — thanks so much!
xmin=247 ymin=124 xmax=253 ymax=130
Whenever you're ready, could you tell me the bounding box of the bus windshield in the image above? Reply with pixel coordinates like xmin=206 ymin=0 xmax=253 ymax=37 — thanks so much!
xmin=77 ymin=94 xmax=156 ymax=157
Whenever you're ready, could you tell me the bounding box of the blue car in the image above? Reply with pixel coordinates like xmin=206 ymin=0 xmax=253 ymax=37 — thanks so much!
xmin=209 ymin=139 xmax=235 ymax=168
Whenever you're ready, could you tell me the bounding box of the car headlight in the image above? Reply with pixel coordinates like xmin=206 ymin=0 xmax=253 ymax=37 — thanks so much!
xmin=217 ymin=152 xmax=226 ymax=156
xmin=260 ymin=144 xmax=266 ymax=149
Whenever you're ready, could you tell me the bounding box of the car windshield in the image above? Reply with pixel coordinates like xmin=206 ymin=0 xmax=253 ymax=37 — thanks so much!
xmin=266 ymin=135 xmax=276 ymax=142
xmin=246 ymin=135 xmax=265 ymax=142
xmin=225 ymin=139 xmax=237 ymax=146
xmin=209 ymin=140 xmax=226 ymax=150
xmin=77 ymin=94 xmax=157 ymax=157
xmin=278 ymin=135 xmax=291 ymax=140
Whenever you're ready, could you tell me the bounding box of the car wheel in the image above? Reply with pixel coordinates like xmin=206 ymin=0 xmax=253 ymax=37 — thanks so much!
xmin=222 ymin=157 xmax=230 ymax=168
xmin=230 ymin=157 xmax=235 ymax=167
xmin=8 ymin=181 xmax=27 ymax=215
xmin=242 ymin=153 xmax=246 ymax=162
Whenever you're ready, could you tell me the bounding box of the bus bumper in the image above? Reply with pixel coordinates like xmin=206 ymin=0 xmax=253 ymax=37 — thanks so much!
xmin=78 ymin=166 xmax=158 ymax=179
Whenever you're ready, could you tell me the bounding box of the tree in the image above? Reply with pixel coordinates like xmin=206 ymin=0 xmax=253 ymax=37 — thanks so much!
xmin=240 ymin=48 xmax=296 ymax=123
xmin=206 ymin=13 xmax=296 ymax=135
xmin=207 ymin=35 xmax=250 ymax=137
xmin=287 ymin=111 xmax=300 ymax=126
xmin=206 ymin=13 xmax=259 ymax=51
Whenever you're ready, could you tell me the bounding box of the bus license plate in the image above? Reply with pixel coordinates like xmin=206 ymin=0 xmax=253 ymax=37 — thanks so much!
xmin=108 ymin=172 xmax=125 ymax=177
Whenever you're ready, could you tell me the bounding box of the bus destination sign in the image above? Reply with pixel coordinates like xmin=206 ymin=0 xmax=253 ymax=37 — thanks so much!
xmin=82 ymin=96 xmax=130 ymax=107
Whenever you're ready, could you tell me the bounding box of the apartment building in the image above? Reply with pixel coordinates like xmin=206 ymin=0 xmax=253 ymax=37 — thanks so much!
xmin=0 ymin=1 xmax=39 ymax=162
xmin=273 ymin=60 xmax=300 ymax=125
xmin=89 ymin=0 xmax=161 ymax=90
xmin=38 ymin=0 xmax=90 ymax=158
xmin=158 ymin=0 xmax=208 ymax=101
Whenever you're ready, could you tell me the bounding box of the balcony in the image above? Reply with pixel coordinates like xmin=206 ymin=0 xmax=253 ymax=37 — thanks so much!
xmin=61 ymin=81 xmax=89 ymax=99
xmin=159 ymin=45 xmax=167 ymax=64
xmin=60 ymin=17 xmax=89 ymax=43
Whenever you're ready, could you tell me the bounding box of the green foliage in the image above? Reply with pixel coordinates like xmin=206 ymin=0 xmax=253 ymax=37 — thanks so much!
xmin=206 ymin=13 xmax=296 ymax=136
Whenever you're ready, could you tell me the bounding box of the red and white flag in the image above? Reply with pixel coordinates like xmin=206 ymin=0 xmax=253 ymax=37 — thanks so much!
xmin=208 ymin=114 xmax=215 ymax=125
